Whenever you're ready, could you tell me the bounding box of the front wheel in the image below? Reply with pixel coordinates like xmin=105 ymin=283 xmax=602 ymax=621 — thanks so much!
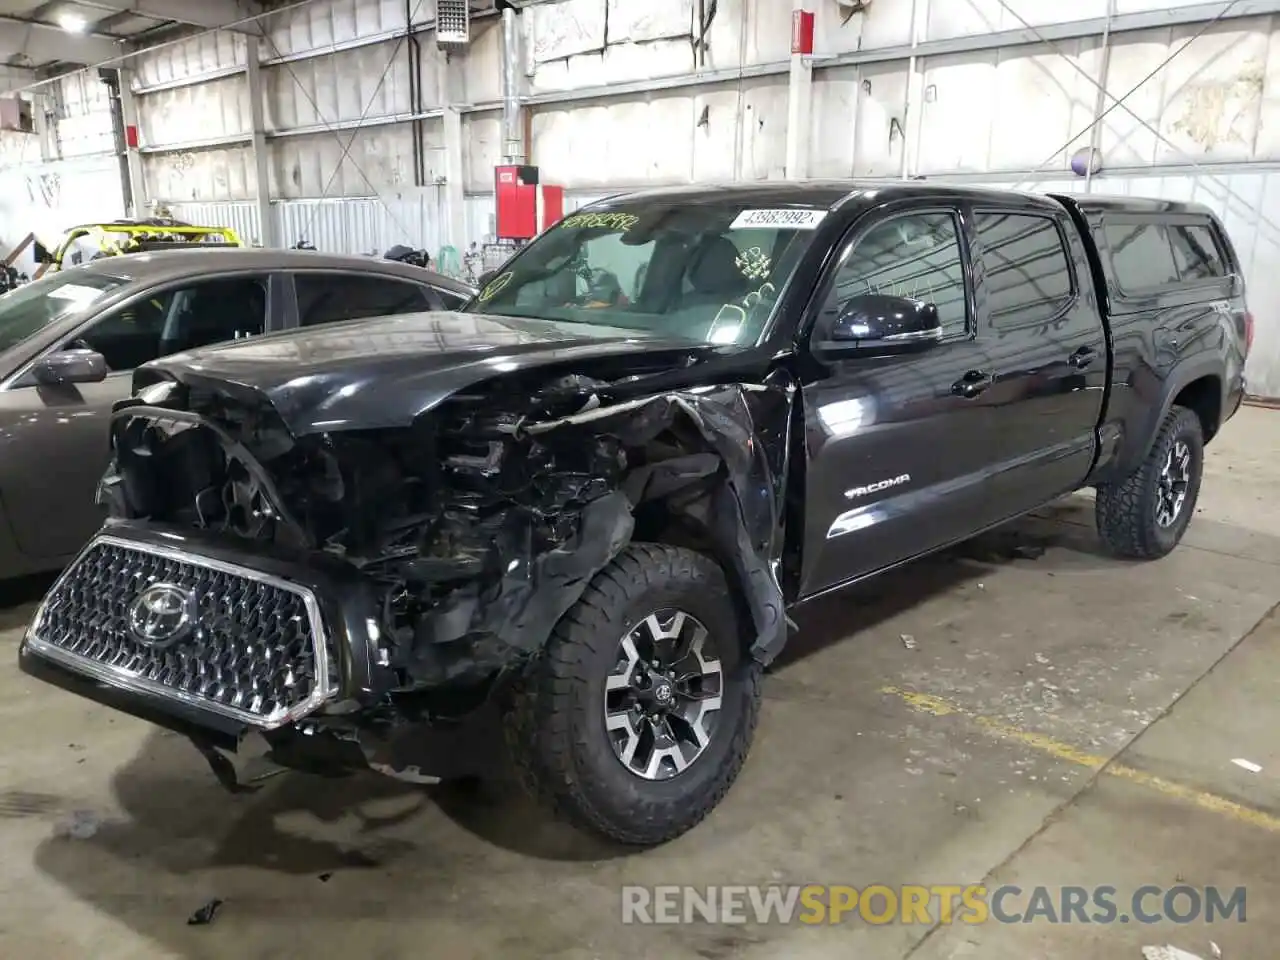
xmin=1095 ymin=404 xmax=1205 ymax=560
xmin=504 ymin=543 xmax=762 ymax=846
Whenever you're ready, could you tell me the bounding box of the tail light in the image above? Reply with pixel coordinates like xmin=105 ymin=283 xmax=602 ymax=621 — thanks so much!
xmin=1244 ymin=310 xmax=1255 ymax=356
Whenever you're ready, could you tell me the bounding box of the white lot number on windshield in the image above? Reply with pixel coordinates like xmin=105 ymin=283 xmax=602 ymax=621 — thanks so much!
xmin=730 ymin=208 xmax=828 ymax=230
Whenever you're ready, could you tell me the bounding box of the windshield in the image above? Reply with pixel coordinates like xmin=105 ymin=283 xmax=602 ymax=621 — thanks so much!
xmin=0 ymin=271 xmax=126 ymax=354
xmin=463 ymin=202 xmax=829 ymax=345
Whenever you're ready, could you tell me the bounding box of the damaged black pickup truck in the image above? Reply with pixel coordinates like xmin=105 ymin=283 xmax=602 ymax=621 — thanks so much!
xmin=20 ymin=183 xmax=1250 ymax=845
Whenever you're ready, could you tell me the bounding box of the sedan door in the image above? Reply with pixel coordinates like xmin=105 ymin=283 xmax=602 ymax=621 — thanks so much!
xmin=0 ymin=273 xmax=276 ymax=561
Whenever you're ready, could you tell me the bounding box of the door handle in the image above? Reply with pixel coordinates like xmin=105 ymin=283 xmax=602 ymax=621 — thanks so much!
xmin=952 ymin=370 xmax=993 ymax=398
xmin=1068 ymin=345 xmax=1097 ymax=369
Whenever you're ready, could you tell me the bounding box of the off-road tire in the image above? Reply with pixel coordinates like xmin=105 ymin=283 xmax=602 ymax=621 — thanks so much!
xmin=1095 ymin=404 xmax=1205 ymax=560
xmin=503 ymin=543 xmax=762 ymax=846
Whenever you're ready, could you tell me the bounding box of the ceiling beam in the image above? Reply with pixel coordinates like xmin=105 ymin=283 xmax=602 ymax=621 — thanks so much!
xmin=84 ymin=0 xmax=261 ymax=31
xmin=0 ymin=20 xmax=123 ymax=64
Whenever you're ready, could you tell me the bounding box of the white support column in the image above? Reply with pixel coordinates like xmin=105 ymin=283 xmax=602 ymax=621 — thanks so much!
xmin=784 ymin=0 xmax=813 ymax=180
xmin=900 ymin=0 xmax=923 ymax=179
xmin=246 ymin=33 xmax=275 ymax=247
xmin=117 ymin=71 xmax=147 ymax=217
xmin=437 ymin=53 xmax=468 ymax=253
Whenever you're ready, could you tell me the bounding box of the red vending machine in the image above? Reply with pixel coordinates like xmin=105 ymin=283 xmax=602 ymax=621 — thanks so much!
xmin=495 ymin=165 xmax=564 ymax=241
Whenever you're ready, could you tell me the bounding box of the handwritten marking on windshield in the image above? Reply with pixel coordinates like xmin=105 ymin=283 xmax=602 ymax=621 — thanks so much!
xmin=735 ymin=246 xmax=771 ymax=280
xmin=477 ymin=272 xmax=513 ymax=302
xmin=561 ymin=213 xmax=640 ymax=231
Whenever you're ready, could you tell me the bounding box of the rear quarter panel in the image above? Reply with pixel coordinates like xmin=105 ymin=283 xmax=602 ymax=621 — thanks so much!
xmin=1069 ymin=206 xmax=1245 ymax=482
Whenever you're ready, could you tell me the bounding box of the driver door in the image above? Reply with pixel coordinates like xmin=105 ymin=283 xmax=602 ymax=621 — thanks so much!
xmin=0 ymin=274 xmax=271 ymax=561
xmin=797 ymin=204 xmax=1007 ymax=599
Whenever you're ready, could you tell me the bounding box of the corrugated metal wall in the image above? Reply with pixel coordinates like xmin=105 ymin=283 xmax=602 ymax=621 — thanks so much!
xmin=170 ymin=188 xmax=446 ymax=256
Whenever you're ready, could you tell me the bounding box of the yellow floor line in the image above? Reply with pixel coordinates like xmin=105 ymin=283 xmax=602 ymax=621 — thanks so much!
xmin=881 ymin=685 xmax=1280 ymax=833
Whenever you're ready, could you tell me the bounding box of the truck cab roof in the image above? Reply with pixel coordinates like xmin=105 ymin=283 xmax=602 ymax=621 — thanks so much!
xmin=591 ymin=181 xmax=1222 ymax=223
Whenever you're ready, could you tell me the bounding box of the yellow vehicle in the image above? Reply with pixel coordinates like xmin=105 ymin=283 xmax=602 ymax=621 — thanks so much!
xmin=33 ymin=218 xmax=243 ymax=274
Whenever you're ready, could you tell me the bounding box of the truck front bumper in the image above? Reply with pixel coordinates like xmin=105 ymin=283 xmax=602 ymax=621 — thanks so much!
xmin=17 ymin=520 xmax=490 ymax=783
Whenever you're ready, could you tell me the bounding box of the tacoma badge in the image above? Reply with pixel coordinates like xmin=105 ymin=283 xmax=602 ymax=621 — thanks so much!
xmin=844 ymin=474 xmax=911 ymax=500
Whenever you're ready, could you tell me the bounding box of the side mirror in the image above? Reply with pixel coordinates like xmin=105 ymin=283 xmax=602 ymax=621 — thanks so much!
xmin=476 ymin=269 xmax=496 ymax=290
xmin=32 ymin=348 xmax=108 ymax=385
xmin=815 ymin=294 xmax=942 ymax=357
xmin=33 ymin=240 xmax=55 ymax=265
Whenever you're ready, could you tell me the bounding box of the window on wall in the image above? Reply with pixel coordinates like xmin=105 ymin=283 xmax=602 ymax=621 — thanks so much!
xmin=295 ymin=274 xmax=432 ymax=326
xmin=823 ymin=212 xmax=969 ymax=338
xmin=1104 ymin=222 xmax=1180 ymax=292
xmin=975 ymin=213 xmax=1073 ymax=327
xmin=1168 ymin=223 xmax=1227 ymax=281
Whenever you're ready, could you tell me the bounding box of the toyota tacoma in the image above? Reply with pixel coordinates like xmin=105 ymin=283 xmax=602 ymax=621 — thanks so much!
xmin=20 ymin=183 xmax=1250 ymax=845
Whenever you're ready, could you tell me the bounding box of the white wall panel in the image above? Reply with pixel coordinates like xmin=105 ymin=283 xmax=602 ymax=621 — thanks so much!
xmin=144 ymin=145 xmax=255 ymax=203
xmin=916 ymin=40 xmax=1102 ymax=174
xmin=926 ymin=0 xmax=1108 ymax=41
xmin=529 ymin=0 xmax=606 ymax=64
xmin=0 ymin=131 xmax=41 ymax=169
xmin=610 ymin=0 xmax=695 ymax=44
xmin=459 ymin=20 xmax=504 ymax=105
xmin=137 ymin=75 xmax=250 ymax=147
xmin=532 ymin=75 xmax=786 ymax=189
xmin=131 ymin=31 xmax=246 ymax=90
xmin=463 ymin=114 xmax=501 ymax=193
xmin=53 ymin=74 xmax=115 ymax=159
xmin=264 ymin=40 xmax=411 ymax=130
xmin=263 ymin=0 xmax=410 ymax=59
xmin=808 ymin=63 xmax=908 ymax=178
xmin=268 ymin=121 xmax=440 ymax=197
xmin=0 ymin=155 xmax=124 ymax=268
xmin=528 ymin=0 xmax=781 ymax=96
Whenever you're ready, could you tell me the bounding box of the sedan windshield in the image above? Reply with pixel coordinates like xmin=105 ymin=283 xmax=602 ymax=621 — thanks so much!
xmin=463 ymin=202 xmax=829 ymax=345
xmin=0 ymin=271 xmax=126 ymax=354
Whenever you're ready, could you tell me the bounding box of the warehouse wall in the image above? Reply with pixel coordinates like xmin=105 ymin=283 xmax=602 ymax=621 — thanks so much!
xmin=0 ymin=71 xmax=125 ymax=269
xmin=5 ymin=0 xmax=1280 ymax=393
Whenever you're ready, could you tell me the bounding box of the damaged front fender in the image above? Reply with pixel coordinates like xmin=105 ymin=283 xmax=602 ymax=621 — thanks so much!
xmin=508 ymin=382 xmax=791 ymax=664
xmin=100 ymin=368 xmax=794 ymax=706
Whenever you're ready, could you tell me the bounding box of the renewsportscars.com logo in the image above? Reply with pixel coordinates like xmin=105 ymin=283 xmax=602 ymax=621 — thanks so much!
xmin=621 ymin=884 xmax=1247 ymax=926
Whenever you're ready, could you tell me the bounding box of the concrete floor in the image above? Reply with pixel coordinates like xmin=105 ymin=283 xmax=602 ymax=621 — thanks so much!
xmin=1 ymin=407 xmax=1278 ymax=960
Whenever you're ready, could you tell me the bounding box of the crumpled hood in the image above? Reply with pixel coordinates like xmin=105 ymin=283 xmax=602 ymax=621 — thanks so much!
xmin=136 ymin=310 xmax=720 ymax=436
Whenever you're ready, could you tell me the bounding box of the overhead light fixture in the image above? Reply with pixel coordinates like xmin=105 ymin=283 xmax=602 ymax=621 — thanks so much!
xmin=57 ymin=13 xmax=87 ymax=33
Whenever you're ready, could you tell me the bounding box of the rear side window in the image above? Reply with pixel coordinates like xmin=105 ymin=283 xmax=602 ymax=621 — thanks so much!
xmin=975 ymin=213 xmax=1073 ymax=326
xmin=1104 ymin=222 xmax=1180 ymax=292
xmin=295 ymin=273 xmax=431 ymax=327
xmin=1168 ymin=223 xmax=1226 ymax=281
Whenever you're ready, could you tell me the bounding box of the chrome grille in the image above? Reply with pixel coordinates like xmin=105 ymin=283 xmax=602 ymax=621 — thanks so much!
xmin=26 ymin=536 xmax=333 ymax=728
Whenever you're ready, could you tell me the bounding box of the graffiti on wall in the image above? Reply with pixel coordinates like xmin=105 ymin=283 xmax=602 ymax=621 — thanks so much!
xmin=25 ymin=172 xmax=60 ymax=208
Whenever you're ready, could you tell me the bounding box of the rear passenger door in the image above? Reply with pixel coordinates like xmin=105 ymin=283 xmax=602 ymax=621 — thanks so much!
xmin=972 ymin=208 xmax=1106 ymax=514
xmin=289 ymin=272 xmax=436 ymax=327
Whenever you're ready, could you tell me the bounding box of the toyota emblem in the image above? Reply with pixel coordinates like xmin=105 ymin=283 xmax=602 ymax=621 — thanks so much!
xmin=127 ymin=582 xmax=196 ymax=648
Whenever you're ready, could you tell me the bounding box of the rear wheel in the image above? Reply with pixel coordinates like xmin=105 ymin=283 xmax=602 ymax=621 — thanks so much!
xmin=1095 ymin=405 xmax=1205 ymax=560
xmin=504 ymin=543 xmax=762 ymax=846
